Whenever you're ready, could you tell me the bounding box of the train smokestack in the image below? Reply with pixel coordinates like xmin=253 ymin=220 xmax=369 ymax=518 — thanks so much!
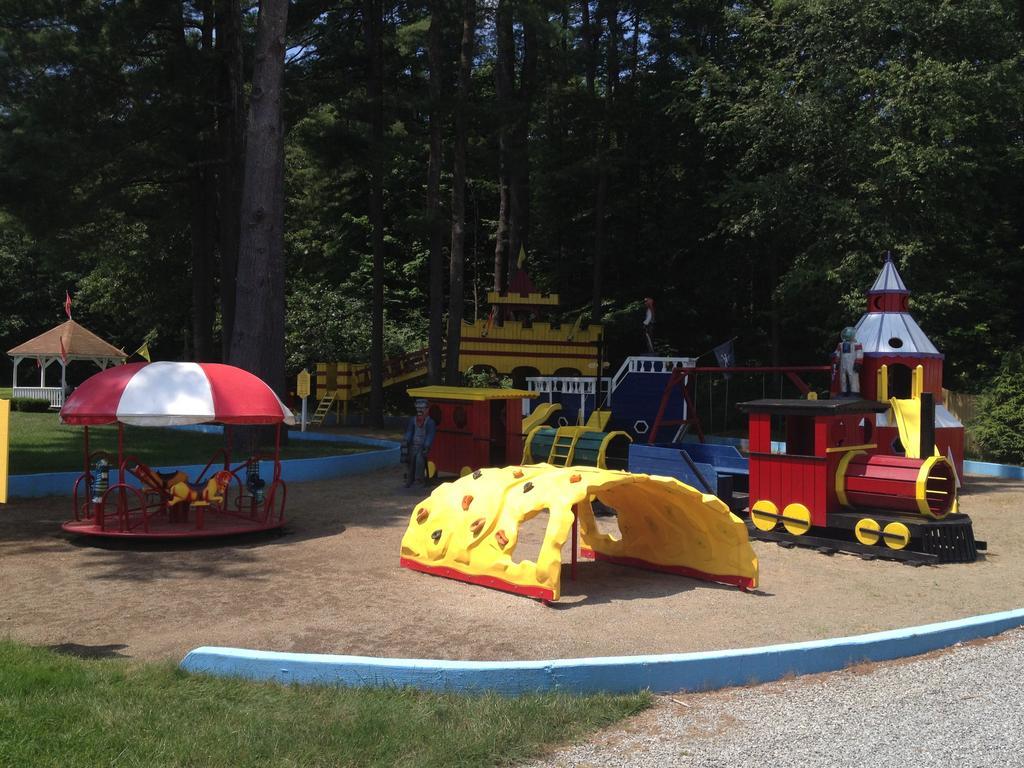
xmin=920 ymin=391 xmax=935 ymax=459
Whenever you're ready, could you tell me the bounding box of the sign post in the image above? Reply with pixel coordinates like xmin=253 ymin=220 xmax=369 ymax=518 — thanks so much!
xmin=296 ymin=369 xmax=311 ymax=432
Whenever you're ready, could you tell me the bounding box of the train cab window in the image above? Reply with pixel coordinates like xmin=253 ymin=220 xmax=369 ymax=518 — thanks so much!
xmin=771 ymin=414 xmax=815 ymax=456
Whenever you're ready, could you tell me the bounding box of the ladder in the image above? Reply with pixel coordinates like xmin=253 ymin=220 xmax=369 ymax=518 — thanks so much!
xmin=547 ymin=427 xmax=582 ymax=467
xmin=310 ymin=390 xmax=337 ymax=426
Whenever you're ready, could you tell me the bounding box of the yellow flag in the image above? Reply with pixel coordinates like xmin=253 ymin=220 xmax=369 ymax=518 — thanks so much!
xmin=135 ymin=342 xmax=151 ymax=362
xmin=517 ymin=245 xmax=527 ymax=269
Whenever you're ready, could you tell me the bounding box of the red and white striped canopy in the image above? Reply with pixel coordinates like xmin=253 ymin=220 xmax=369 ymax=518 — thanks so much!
xmin=60 ymin=362 xmax=296 ymax=427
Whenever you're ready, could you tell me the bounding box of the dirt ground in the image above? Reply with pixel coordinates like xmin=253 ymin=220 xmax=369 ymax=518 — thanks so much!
xmin=1 ymin=467 xmax=1022 ymax=663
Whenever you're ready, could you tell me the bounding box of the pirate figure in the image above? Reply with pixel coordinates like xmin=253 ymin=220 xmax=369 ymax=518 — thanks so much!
xmin=642 ymin=297 xmax=656 ymax=354
xmin=832 ymin=326 xmax=864 ymax=396
xmin=403 ymin=398 xmax=436 ymax=487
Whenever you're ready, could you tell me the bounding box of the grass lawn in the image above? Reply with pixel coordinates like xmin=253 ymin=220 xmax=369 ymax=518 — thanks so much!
xmin=6 ymin=412 xmax=371 ymax=475
xmin=0 ymin=640 xmax=649 ymax=768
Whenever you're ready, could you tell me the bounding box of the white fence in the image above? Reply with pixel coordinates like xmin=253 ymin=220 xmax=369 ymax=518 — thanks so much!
xmin=13 ymin=387 xmax=64 ymax=408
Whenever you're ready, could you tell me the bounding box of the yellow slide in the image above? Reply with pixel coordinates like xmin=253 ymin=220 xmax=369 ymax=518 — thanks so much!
xmin=400 ymin=464 xmax=758 ymax=601
xmin=889 ymin=397 xmax=942 ymax=460
xmin=522 ymin=402 xmax=562 ymax=432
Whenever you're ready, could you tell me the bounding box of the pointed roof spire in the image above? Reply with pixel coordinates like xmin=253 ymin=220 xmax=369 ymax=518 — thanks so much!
xmin=868 ymin=251 xmax=909 ymax=295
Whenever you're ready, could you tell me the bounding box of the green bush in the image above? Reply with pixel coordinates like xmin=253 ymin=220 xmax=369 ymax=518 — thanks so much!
xmin=972 ymin=349 xmax=1024 ymax=465
xmin=9 ymin=397 xmax=52 ymax=412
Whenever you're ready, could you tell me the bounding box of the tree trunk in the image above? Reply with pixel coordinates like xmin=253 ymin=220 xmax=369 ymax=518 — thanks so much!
xmin=229 ymin=0 xmax=289 ymax=429
xmin=581 ymin=0 xmax=595 ymax=97
xmin=493 ymin=0 xmax=512 ymax=292
xmin=508 ymin=9 xmax=536 ymax=278
xmin=190 ymin=165 xmax=218 ymax=361
xmin=184 ymin=1 xmax=218 ymax=361
xmin=446 ymin=0 xmax=476 ymax=384
xmin=217 ymin=0 xmax=245 ymax=361
xmin=426 ymin=1 xmax=445 ymax=384
xmin=591 ymin=1 xmax=617 ymax=323
xmin=365 ymin=0 xmax=385 ymax=427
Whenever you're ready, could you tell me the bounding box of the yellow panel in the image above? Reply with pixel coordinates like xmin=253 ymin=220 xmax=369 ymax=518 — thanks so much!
xmin=400 ymin=464 xmax=758 ymax=601
xmin=0 ymin=399 xmax=8 ymax=504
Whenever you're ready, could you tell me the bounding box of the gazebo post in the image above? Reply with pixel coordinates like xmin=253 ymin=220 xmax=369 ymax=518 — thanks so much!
xmin=39 ymin=357 xmax=46 ymax=387
xmin=11 ymin=356 xmax=20 ymax=390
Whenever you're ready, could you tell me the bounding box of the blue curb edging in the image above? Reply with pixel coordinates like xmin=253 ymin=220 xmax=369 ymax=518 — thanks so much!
xmin=7 ymin=427 xmax=399 ymax=498
xmin=180 ymin=607 xmax=1024 ymax=695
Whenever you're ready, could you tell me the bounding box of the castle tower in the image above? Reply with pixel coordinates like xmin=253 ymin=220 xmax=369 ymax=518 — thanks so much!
xmin=852 ymin=254 xmax=964 ymax=476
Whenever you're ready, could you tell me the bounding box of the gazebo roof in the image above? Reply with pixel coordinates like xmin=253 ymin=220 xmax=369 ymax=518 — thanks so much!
xmin=7 ymin=319 xmax=126 ymax=360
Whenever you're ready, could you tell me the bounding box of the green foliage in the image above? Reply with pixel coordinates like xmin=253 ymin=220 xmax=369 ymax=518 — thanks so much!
xmin=1 ymin=0 xmax=1022 ymax=392
xmin=0 ymin=638 xmax=650 ymax=768
xmin=464 ymin=368 xmax=513 ymax=389
xmin=8 ymin=397 xmax=51 ymax=413
xmin=972 ymin=349 xmax=1024 ymax=465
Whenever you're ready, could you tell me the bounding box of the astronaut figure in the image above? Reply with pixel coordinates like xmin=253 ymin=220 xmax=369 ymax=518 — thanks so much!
xmin=833 ymin=326 xmax=864 ymax=396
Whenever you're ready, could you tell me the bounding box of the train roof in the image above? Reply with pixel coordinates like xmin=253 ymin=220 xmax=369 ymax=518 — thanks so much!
xmin=737 ymin=398 xmax=890 ymax=416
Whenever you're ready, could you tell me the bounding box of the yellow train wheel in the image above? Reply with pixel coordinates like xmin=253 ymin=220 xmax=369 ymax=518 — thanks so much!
xmin=427 ymin=461 xmax=437 ymax=479
xmin=750 ymin=500 xmax=779 ymax=532
xmin=883 ymin=522 xmax=911 ymax=550
xmin=460 ymin=466 xmax=473 ymax=477
xmin=855 ymin=518 xmax=881 ymax=546
xmin=782 ymin=503 xmax=812 ymax=536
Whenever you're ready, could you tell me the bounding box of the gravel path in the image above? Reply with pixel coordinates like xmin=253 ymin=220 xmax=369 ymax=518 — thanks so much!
xmin=525 ymin=628 xmax=1024 ymax=767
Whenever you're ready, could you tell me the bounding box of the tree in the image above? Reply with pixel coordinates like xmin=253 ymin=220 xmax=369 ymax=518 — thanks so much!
xmin=446 ymin=0 xmax=476 ymax=384
xmin=217 ymin=0 xmax=246 ymax=361
xmin=426 ymin=0 xmax=446 ymax=384
xmin=229 ymin=0 xmax=289 ymax=404
xmin=365 ymin=0 xmax=386 ymax=426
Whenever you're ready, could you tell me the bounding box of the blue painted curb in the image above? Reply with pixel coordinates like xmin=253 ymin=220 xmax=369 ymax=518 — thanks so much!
xmin=7 ymin=428 xmax=399 ymax=499
xmin=181 ymin=607 xmax=1024 ymax=695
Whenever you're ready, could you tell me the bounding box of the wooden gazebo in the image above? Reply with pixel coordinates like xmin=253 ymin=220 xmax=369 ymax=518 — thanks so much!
xmin=8 ymin=320 xmax=126 ymax=408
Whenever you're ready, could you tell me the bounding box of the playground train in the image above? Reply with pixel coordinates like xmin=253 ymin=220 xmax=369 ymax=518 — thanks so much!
xmin=405 ymin=257 xmax=981 ymax=564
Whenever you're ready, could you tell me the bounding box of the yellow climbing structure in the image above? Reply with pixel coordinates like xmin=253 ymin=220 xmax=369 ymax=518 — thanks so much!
xmin=400 ymin=464 xmax=758 ymax=602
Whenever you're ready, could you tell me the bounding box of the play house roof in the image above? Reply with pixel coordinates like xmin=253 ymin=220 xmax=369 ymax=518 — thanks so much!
xmin=853 ymin=312 xmax=940 ymax=357
xmin=7 ymin=319 xmax=126 ymax=361
xmin=868 ymin=256 xmax=909 ymax=294
xmin=407 ymin=385 xmax=538 ymax=401
xmin=854 ymin=257 xmax=941 ymax=358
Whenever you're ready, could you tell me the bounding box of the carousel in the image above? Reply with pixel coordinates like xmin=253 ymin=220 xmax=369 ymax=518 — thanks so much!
xmin=60 ymin=361 xmax=295 ymax=540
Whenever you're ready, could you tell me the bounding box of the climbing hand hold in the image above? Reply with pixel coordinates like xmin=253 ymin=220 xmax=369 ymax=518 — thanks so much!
xmin=495 ymin=530 xmax=509 ymax=548
xmin=462 ymin=495 xmax=474 ymax=511
xmin=416 ymin=507 xmax=430 ymax=523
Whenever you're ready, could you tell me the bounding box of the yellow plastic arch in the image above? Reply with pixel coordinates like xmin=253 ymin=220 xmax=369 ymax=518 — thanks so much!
xmin=400 ymin=464 xmax=759 ymax=602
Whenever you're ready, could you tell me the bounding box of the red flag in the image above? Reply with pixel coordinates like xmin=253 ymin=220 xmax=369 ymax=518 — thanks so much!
xmin=59 ymin=337 xmax=68 ymax=364
xmin=64 ymin=291 xmax=72 ymax=319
